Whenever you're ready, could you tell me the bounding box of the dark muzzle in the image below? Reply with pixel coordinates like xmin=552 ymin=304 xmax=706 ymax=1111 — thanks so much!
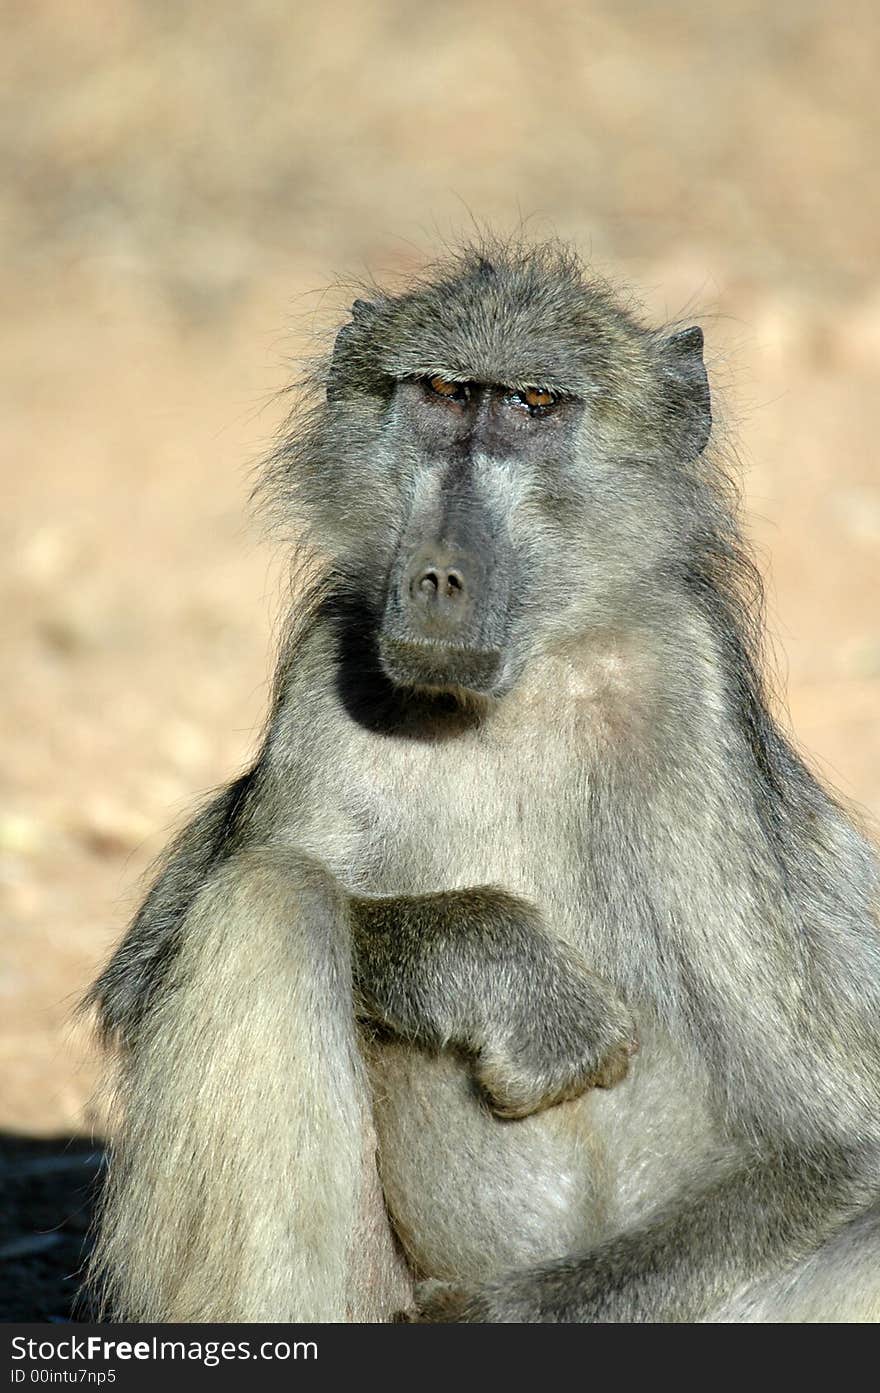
xmin=378 ymin=496 xmax=512 ymax=695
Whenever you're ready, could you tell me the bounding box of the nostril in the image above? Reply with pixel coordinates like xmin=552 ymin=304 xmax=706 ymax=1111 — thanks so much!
xmin=445 ymin=569 xmax=464 ymax=597
xmin=417 ymin=569 xmax=439 ymax=595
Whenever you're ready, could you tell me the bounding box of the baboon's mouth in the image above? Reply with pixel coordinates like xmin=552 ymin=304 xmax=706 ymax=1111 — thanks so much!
xmin=378 ymin=636 xmax=503 ymax=696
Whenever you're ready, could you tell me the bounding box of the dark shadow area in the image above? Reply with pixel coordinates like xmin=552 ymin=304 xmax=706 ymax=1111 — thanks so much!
xmin=0 ymin=1133 xmax=104 ymax=1322
xmin=326 ymin=592 xmax=487 ymax=740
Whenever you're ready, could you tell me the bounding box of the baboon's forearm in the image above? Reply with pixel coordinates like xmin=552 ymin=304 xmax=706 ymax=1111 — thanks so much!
xmin=350 ymin=886 xmax=553 ymax=1048
xmin=351 ymin=885 xmax=637 ymax=1117
xmin=422 ymin=1148 xmax=867 ymax=1322
xmin=349 ymin=885 xmax=625 ymax=1049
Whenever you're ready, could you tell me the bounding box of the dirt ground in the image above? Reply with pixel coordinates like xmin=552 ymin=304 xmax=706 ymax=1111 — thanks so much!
xmin=1 ymin=0 xmax=878 ymax=1318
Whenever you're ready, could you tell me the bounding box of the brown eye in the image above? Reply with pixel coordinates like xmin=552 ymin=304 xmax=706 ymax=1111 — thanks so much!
xmin=506 ymin=386 xmax=558 ymax=416
xmin=524 ymin=387 xmax=556 ymax=411
xmin=427 ymin=375 xmax=468 ymax=402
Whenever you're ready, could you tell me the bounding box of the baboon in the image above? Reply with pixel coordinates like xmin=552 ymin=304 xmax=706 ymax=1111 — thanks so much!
xmin=88 ymin=241 xmax=880 ymax=1323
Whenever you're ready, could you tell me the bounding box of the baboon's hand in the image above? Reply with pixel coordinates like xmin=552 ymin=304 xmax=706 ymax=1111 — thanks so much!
xmin=473 ymin=940 xmax=638 ymax=1120
xmin=398 ymin=1280 xmax=479 ymax=1323
xmin=404 ymin=1278 xmax=526 ymax=1323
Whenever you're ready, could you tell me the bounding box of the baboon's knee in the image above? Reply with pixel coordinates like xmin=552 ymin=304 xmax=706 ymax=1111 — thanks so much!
xmin=211 ymin=844 xmax=347 ymax=919
xmin=186 ymin=845 xmax=352 ymax=997
xmin=275 ymin=849 xmax=352 ymax=951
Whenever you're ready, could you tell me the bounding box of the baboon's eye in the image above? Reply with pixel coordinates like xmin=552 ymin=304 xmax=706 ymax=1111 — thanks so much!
xmin=507 ymin=386 xmax=559 ymax=416
xmin=426 ymin=375 xmax=469 ymax=404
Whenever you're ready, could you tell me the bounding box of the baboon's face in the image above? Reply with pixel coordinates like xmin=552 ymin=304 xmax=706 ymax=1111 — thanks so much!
xmin=376 ymin=374 xmax=588 ymax=696
xmin=297 ymin=256 xmax=711 ymax=699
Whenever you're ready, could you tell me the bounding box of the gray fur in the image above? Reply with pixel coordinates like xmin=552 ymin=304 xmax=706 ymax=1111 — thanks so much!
xmin=87 ymin=238 xmax=880 ymax=1322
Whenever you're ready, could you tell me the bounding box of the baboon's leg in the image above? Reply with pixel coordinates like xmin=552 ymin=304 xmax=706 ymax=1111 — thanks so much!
xmin=93 ymin=848 xmax=411 ymax=1322
xmin=711 ymin=1206 xmax=880 ymax=1322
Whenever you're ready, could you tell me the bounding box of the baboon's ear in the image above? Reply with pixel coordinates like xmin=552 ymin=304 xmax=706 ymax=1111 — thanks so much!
xmin=660 ymin=326 xmax=711 ymax=459
xmin=327 ymin=298 xmax=382 ymax=401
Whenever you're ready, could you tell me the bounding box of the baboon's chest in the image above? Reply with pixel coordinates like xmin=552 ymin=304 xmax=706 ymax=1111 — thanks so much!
xmin=341 ymin=719 xmax=591 ymax=945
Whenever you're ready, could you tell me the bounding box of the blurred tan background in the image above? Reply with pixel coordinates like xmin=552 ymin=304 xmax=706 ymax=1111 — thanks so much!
xmin=2 ymin=0 xmax=879 ymax=1139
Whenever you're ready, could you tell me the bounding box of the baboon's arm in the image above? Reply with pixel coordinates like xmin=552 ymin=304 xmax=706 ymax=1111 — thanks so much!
xmin=414 ymin=1144 xmax=869 ymax=1321
xmin=351 ymin=886 xmax=637 ymax=1118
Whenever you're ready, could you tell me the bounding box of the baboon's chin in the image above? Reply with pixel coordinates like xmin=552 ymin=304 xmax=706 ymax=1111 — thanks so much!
xmin=378 ymin=636 xmax=504 ymax=699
